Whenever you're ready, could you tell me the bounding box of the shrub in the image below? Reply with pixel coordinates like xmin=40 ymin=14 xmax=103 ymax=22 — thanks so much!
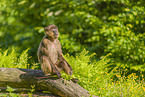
xmin=0 ymin=49 xmax=29 ymax=68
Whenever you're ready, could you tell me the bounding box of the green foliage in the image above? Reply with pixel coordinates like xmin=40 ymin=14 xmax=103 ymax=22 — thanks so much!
xmin=0 ymin=85 xmax=36 ymax=97
xmin=0 ymin=0 xmax=145 ymax=96
xmin=0 ymin=49 xmax=144 ymax=96
xmin=0 ymin=49 xmax=29 ymax=68
xmin=6 ymin=86 xmax=16 ymax=93
xmin=62 ymin=49 xmax=145 ymax=96
xmin=27 ymin=85 xmax=35 ymax=97
xmin=99 ymin=0 xmax=145 ymax=71
xmin=1 ymin=0 xmax=145 ymax=73
xmin=17 ymin=48 xmax=29 ymax=68
xmin=0 ymin=86 xmax=19 ymax=97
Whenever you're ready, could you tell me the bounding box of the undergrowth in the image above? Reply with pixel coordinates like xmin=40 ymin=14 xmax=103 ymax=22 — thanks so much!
xmin=0 ymin=49 xmax=145 ymax=96
xmin=62 ymin=49 xmax=145 ymax=96
xmin=0 ymin=48 xmax=38 ymax=69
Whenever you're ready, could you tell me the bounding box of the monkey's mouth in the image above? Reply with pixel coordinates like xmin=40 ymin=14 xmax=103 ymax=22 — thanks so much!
xmin=54 ymin=35 xmax=58 ymax=38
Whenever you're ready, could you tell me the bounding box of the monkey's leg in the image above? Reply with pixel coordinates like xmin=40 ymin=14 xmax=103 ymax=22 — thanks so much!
xmin=54 ymin=61 xmax=62 ymax=74
xmin=60 ymin=61 xmax=72 ymax=75
xmin=41 ymin=47 xmax=61 ymax=77
xmin=59 ymin=55 xmax=73 ymax=74
xmin=41 ymin=56 xmax=53 ymax=74
xmin=58 ymin=62 xmax=79 ymax=82
xmin=36 ymin=56 xmax=53 ymax=79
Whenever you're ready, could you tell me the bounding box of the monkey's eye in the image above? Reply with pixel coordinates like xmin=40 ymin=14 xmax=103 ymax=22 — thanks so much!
xmin=52 ymin=29 xmax=58 ymax=34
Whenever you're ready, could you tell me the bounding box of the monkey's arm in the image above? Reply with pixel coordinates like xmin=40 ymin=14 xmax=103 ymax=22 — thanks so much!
xmin=42 ymin=47 xmax=61 ymax=77
xmin=57 ymin=40 xmax=73 ymax=75
xmin=58 ymin=53 xmax=73 ymax=75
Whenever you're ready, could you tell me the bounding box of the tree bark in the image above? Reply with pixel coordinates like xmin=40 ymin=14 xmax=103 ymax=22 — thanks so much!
xmin=0 ymin=68 xmax=91 ymax=97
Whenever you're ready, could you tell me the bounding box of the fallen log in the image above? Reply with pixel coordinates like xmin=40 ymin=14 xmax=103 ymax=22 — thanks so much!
xmin=0 ymin=68 xmax=91 ymax=97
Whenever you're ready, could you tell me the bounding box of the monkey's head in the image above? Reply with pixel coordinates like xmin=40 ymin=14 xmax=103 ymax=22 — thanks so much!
xmin=44 ymin=25 xmax=59 ymax=41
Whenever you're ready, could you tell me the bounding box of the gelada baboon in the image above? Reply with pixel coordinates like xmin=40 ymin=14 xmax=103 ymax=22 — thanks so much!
xmin=37 ymin=25 xmax=73 ymax=77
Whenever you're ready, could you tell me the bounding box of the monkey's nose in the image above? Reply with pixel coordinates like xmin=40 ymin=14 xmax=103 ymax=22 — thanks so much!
xmin=53 ymin=29 xmax=58 ymax=34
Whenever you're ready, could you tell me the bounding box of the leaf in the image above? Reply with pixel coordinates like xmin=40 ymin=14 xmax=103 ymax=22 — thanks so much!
xmin=0 ymin=94 xmax=7 ymax=96
xmin=7 ymin=17 xmax=15 ymax=25
xmin=124 ymin=8 xmax=130 ymax=12
xmin=6 ymin=86 xmax=16 ymax=92
xmin=133 ymin=11 xmax=137 ymax=16
xmin=18 ymin=0 xmax=27 ymax=5
xmin=29 ymin=3 xmax=35 ymax=9
xmin=38 ymin=28 xmax=44 ymax=33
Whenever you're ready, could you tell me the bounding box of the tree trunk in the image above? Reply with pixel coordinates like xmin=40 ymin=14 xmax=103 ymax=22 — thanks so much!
xmin=0 ymin=68 xmax=91 ymax=97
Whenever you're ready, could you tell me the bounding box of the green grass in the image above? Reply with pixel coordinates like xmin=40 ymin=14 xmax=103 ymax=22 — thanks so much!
xmin=0 ymin=49 xmax=145 ymax=96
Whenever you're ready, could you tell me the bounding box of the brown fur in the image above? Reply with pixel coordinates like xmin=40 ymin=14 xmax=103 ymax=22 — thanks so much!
xmin=37 ymin=25 xmax=73 ymax=77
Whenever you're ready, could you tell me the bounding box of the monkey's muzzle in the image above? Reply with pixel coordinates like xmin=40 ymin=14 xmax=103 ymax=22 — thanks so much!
xmin=54 ymin=35 xmax=58 ymax=38
xmin=53 ymin=29 xmax=59 ymax=38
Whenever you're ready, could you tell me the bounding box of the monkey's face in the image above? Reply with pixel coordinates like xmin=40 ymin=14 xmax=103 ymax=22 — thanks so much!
xmin=52 ymin=28 xmax=59 ymax=39
xmin=45 ymin=25 xmax=59 ymax=39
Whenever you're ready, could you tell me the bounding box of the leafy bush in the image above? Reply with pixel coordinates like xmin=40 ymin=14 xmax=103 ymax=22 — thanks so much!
xmin=1 ymin=0 xmax=145 ymax=74
xmin=62 ymin=50 xmax=145 ymax=96
xmin=0 ymin=49 xmax=29 ymax=68
xmin=0 ymin=49 xmax=144 ymax=96
xmin=0 ymin=1 xmax=145 ymax=96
